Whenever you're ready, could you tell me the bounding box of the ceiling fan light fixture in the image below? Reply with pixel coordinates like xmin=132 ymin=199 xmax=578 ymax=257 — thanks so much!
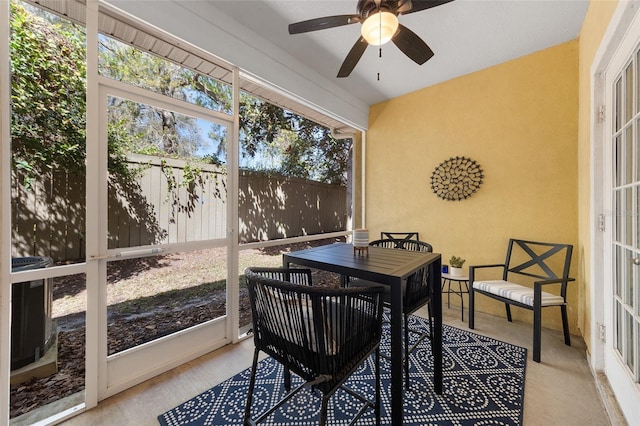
xmin=360 ymin=11 xmax=398 ymax=46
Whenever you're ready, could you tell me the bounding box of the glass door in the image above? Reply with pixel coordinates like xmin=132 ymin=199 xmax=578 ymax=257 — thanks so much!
xmin=605 ymin=9 xmax=640 ymax=420
xmin=95 ymin=77 xmax=235 ymax=398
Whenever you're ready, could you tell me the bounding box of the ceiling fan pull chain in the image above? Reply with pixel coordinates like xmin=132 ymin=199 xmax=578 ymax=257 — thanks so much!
xmin=378 ymin=45 xmax=382 ymax=80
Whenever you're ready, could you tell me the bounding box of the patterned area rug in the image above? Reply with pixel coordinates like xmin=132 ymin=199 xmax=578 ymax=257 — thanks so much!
xmin=158 ymin=314 xmax=527 ymax=425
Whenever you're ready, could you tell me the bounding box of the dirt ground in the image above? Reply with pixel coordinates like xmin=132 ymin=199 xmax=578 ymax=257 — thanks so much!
xmin=10 ymin=238 xmax=343 ymax=419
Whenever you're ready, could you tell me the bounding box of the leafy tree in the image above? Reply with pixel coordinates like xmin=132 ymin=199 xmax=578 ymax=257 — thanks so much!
xmin=99 ymin=37 xmax=222 ymax=158
xmin=282 ymin=118 xmax=351 ymax=185
xmin=9 ymin=3 xmax=169 ymax=184
xmin=237 ymin=97 xmax=352 ymax=185
xmin=10 ymin=1 xmax=87 ymax=188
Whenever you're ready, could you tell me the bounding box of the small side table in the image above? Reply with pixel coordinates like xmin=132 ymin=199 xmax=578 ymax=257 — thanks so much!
xmin=441 ymin=273 xmax=470 ymax=320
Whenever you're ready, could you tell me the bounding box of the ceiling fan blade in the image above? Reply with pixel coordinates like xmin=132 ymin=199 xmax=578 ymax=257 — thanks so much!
xmin=396 ymin=0 xmax=413 ymax=14
xmin=288 ymin=15 xmax=360 ymax=34
xmin=337 ymin=36 xmax=368 ymax=78
xmin=399 ymin=0 xmax=455 ymax=15
xmin=392 ymin=24 xmax=434 ymax=65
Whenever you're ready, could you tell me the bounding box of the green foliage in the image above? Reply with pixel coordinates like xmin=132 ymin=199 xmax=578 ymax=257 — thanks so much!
xmin=10 ymin=1 xmax=87 ymax=184
xmin=238 ymin=99 xmax=351 ymax=185
xmin=10 ymin=2 xmax=143 ymax=191
xmin=160 ymin=160 xmax=208 ymax=200
xmin=449 ymin=256 xmax=466 ymax=268
xmin=100 ymin=38 xmax=212 ymax=158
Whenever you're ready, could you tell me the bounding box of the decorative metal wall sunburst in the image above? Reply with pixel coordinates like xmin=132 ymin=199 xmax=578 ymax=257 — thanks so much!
xmin=430 ymin=156 xmax=484 ymax=201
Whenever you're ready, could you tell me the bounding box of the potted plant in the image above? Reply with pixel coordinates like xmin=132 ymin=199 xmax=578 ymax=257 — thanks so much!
xmin=449 ymin=256 xmax=466 ymax=277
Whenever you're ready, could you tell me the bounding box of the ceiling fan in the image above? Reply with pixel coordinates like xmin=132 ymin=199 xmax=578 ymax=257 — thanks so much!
xmin=288 ymin=0 xmax=455 ymax=78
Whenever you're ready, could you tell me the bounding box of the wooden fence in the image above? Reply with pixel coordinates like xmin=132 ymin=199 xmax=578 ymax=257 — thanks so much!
xmin=12 ymin=154 xmax=347 ymax=262
xmin=12 ymin=168 xmax=86 ymax=261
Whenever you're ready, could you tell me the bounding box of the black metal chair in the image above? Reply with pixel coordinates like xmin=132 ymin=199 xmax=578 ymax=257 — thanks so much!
xmin=244 ymin=267 xmax=385 ymax=426
xmin=352 ymin=238 xmax=434 ymax=387
xmin=380 ymin=231 xmax=420 ymax=241
xmin=468 ymin=239 xmax=574 ymax=363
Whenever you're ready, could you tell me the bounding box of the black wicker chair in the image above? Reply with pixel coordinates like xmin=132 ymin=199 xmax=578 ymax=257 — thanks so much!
xmin=351 ymin=238 xmax=434 ymax=387
xmin=244 ymin=267 xmax=385 ymax=426
xmin=246 ymin=267 xmax=313 ymax=391
xmin=245 ymin=266 xmax=312 ymax=286
xmin=370 ymin=238 xmax=433 ymax=252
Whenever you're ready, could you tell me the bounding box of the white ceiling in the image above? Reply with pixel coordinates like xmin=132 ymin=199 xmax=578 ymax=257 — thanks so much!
xmin=207 ymin=0 xmax=589 ymax=106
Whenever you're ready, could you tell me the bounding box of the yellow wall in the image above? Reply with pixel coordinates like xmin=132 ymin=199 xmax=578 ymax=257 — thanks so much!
xmin=367 ymin=40 xmax=580 ymax=333
xmin=577 ymin=1 xmax=618 ymax=351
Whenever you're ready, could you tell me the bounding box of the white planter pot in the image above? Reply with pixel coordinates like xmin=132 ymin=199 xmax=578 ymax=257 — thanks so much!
xmin=449 ymin=267 xmax=464 ymax=277
xmin=352 ymin=229 xmax=369 ymax=248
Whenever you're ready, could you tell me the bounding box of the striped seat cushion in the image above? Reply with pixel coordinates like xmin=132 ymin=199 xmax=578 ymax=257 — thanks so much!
xmin=472 ymin=280 xmax=565 ymax=307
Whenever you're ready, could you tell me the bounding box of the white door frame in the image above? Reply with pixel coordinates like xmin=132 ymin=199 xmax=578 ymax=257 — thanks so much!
xmin=0 ymin=1 xmax=13 ymax=420
xmin=91 ymin=79 xmax=236 ymax=399
xmin=591 ymin=2 xmax=640 ymax=424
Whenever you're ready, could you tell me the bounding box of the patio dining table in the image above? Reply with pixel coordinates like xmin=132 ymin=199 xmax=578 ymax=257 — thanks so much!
xmin=283 ymin=242 xmax=442 ymax=425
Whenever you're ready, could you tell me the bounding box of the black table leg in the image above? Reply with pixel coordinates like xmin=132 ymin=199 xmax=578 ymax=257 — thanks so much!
xmin=431 ymin=258 xmax=443 ymax=394
xmin=390 ymin=278 xmax=404 ymax=425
